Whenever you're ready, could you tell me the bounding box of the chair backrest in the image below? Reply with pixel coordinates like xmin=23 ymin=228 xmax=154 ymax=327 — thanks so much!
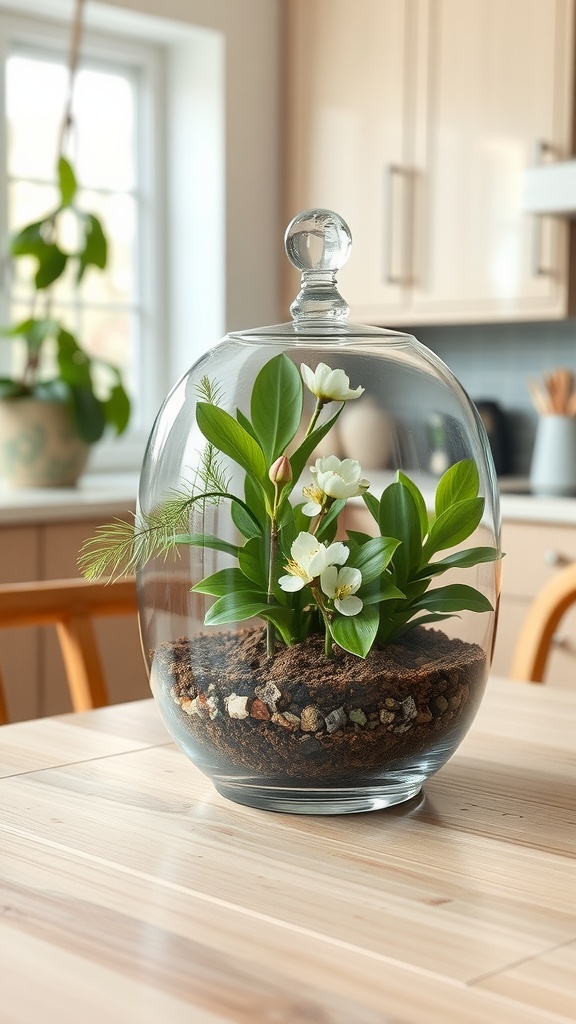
xmin=509 ymin=562 xmax=576 ymax=682
xmin=0 ymin=577 xmax=138 ymax=724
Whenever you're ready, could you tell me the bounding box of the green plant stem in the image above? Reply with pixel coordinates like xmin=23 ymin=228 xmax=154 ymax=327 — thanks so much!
xmin=266 ymin=485 xmax=280 ymax=659
xmin=304 ymin=398 xmax=325 ymax=438
xmin=311 ymin=584 xmax=333 ymax=659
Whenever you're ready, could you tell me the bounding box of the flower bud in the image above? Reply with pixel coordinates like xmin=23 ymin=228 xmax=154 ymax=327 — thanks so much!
xmin=269 ymin=455 xmax=292 ymax=485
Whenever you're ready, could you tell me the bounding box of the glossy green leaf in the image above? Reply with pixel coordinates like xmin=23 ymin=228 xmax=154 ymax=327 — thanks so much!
xmin=236 ymin=408 xmax=259 ymax=442
xmin=231 ymin=499 xmax=262 ymax=539
xmin=170 ymin=533 xmax=239 ymax=558
xmin=379 ymin=482 xmax=422 ymax=584
xmin=330 ymin=604 xmax=379 ymax=658
xmin=238 ymin=535 xmax=268 ymax=589
xmin=196 ymin=402 xmax=268 ymax=486
xmin=10 ymin=220 xmax=45 ymax=256
xmin=397 ymin=470 xmax=429 ymax=538
xmin=435 ymin=459 xmax=479 ymax=518
xmin=359 ymin=578 xmax=405 ymax=605
xmin=250 ymin=353 xmax=303 ymax=463
xmin=415 ymin=546 xmax=502 ymax=579
xmin=349 ymin=535 xmax=400 ymax=584
xmin=361 ymin=491 xmax=380 ymax=524
xmin=410 ymin=583 xmax=493 ymax=614
xmin=192 ymin=567 xmax=256 ymax=596
xmin=423 ymin=497 xmax=484 ymax=559
xmin=204 ymin=590 xmax=269 ymax=625
xmin=58 ymin=156 xmax=77 ymax=206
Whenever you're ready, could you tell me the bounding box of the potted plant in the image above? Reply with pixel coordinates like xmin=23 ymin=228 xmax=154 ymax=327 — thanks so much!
xmin=0 ymin=155 xmax=130 ymax=487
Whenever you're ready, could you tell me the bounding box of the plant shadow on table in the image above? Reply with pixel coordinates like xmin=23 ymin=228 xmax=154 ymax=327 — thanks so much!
xmin=384 ymin=757 xmax=574 ymax=855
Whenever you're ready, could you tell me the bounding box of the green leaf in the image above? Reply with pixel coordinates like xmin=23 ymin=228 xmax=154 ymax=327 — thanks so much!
xmin=423 ymin=497 xmax=485 ymax=559
xmin=410 ymin=583 xmax=493 ymax=614
xmin=435 ymin=459 xmax=479 ymax=518
xmin=349 ymin=535 xmax=400 ymax=584
xmin=330 ymin=604 xmax=379 ymax=658
xmin=68 ymin=385 xmax=106 ymax=443
xmin=196 ymin=402 xmax=269 ymax=487
xmin=361 ymin=491 xmax=380 ymax=525
xmin=397 ymin=471 xmax=429 ymax=538
xmin=277 ymin=502 xmax=309 ymax=558
xmin=315 ymin=498 xmax=346 ymax=542
xmin=236 ymin=408 xmax=259 ymax=442
xmin=238 ymin=535 xmax=268 ymax=589
xmin=244 ymin=473 xmax=267 ymax=531
xmin=204 ymin=590 xmax=269 ymax=625
xmin=77 ymin=213 xmax=107 ymax=282
xmin=231 ymin=499 xmax=262 ymax=539
xmin=58 ymin=156 xmax=77 ymax=206
xmin=170 ymin=533 xmax=239 ymax=558
xmin=35 ymin=243 xmax=67 ymax=289
xmin=379 ymin=482 xmax=422 ymax=584
xmin=103 ymin=383 xmax=131 ymax=435
xmin=10 ymin=220 xmax=45 ymax=256
xmin=250 ymin=353 xmax=303 ymax=463
xmin=416 ymin=546 xmax=502 ymax=579
xmin=289 ymin=406 xmax=342 ymax=484
xmin=192 ymin=567 xmax=256 ymax=597
xmin=56 ymin=328 xmax=92 ymax=388
xmin=359 ymin=577 xmax=405 ymax=604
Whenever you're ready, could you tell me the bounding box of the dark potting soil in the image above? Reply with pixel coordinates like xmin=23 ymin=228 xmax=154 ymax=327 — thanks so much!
xmin=152 ymin=627 xmax=487 ymax=783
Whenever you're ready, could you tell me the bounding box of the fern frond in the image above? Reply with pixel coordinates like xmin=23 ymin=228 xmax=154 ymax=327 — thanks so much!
xmin=78 ymin=490 xmax=207 ymax=581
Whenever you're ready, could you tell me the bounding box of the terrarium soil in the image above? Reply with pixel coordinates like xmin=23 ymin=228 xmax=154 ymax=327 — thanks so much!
xmin=153 ymin=626 xmax=487 ymax=784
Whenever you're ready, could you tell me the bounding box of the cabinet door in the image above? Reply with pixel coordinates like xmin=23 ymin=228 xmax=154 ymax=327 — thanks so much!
xmin=39 ymin=520 xmax=149 ymax=717
xmin=284 ymin=0 xmax=412 ymax=320
xmin=0 ymin=527 xmax=41 ymax=722
xmin=410 ymin=0 xmax=574 ymax=322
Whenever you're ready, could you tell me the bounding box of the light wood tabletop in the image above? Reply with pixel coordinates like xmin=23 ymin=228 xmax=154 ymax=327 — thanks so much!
xmin=0 ymin=676 xmax=574 ymax=1024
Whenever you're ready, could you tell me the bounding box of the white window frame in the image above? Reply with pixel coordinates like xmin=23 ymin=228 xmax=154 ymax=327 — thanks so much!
xmin=0 ymin=10 xmax=167 ymax=471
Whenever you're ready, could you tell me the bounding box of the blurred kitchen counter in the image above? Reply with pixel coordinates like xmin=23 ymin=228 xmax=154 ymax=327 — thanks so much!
xmin=0 ymin=472 xmax=139 ymax=525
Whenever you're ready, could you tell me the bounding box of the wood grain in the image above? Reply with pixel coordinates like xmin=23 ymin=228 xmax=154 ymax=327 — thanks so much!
xmin=0 ymin=678 xmax=575 ymax=1023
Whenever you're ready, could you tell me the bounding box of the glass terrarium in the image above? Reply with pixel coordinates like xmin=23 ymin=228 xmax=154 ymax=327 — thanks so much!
xmin=90 ymin=209 xmax=502 ymax=814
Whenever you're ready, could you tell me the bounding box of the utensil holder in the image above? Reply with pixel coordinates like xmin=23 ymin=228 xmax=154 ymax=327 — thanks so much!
xmin=530 ymin=415 xmax=576 ymax=496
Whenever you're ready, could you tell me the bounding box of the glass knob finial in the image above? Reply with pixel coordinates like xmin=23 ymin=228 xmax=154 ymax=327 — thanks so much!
xmin=285 ymin=209 xmax=352 ymax=323
xmin=285 ymin=208 xmax=352 ymax=273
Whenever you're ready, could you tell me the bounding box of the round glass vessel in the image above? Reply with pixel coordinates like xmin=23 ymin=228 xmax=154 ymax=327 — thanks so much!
xmin=138 ymin=209 xmax=501 ymax=814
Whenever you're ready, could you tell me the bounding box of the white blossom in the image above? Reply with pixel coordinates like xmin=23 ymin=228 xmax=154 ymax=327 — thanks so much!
xmin=278 ymin=532 xmax=349 ymax=592
xmin=303 ymin=455 xmax=370 ymax=515
xmin=320 ymin=565 xmax=363 ymax=616
xmin=300 ymin=362 xmax=364 ymax=403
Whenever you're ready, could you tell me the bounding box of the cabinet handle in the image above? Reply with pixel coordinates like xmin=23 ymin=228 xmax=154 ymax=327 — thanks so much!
xmin=530 ymin=139 xmax=554 ymax=277
xmin=384 ymin=164 xmax=408 ymax=285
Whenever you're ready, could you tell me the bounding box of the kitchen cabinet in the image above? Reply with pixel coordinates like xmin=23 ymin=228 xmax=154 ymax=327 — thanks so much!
xmin=284 ymin=0 xmax=576 ymax=325
xmin=491 ymin=519 xmax=576 ymax=688
xmin=0 ymin=514 xmax=148 ymax=722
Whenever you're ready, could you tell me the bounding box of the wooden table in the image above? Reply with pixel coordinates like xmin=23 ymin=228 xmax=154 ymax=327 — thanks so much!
xmin=1 ymin=677 xmax=574 ymax=1024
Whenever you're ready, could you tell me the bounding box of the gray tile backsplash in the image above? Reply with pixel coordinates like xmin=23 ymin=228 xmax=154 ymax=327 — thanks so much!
xmin=406 ymin=320 xmax=576 ymax=476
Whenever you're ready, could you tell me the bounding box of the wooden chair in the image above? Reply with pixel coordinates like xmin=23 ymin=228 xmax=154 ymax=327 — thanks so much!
xmin=0 ymin=577 xmax=138 ymax=724
xmin=510 ymin=562 xmax=576 ymax=682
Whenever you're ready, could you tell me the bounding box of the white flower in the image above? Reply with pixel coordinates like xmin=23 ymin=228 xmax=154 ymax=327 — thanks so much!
xmin=278 ymin=532 xmax=349 ymax=592
xmin=312 ymin=455 xmax=370 ymax=500
xmin=320 ymin=565 xmax=363 ymax=617
xmin=300 ymin=362 xmax=364 ymax=403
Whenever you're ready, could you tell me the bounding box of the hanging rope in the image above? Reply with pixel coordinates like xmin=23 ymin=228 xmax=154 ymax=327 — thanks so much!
xmin=58 ymin=0 xmax=86 ymax=157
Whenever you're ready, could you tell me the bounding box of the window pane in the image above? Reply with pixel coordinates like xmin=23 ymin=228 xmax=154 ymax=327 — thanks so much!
xmin=8 ymin=180 xmax=59 ymax=298
xmin=6 ymin=55 xmax=66 ymax=180
xmin=72 ymin=68 xmax=135 ymax=191
xmin=80 ymin=308 xmax=135 ymax=392
xmin=79 ymin=190 xmax=135 ymax=306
